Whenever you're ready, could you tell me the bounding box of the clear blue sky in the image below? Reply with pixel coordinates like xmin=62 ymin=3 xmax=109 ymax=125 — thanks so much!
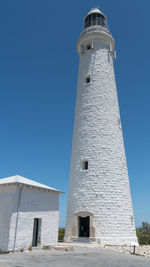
xmin=0 ymin=0 xmax=149 ymax=228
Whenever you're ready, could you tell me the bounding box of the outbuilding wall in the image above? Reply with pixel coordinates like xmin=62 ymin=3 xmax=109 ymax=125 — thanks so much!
xmin=6 ymin=185 xmax=59 ymax=251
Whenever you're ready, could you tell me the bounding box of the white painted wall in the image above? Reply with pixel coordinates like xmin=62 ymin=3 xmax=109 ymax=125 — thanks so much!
xmin=0 ymin=185 xmax=59 ymax=251
xmin=65 ymin=25 xmax=138 ymax=245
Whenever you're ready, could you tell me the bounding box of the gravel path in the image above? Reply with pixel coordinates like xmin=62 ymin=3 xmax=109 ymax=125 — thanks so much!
xmin=0 ymin=246 xmax=150 ymax=267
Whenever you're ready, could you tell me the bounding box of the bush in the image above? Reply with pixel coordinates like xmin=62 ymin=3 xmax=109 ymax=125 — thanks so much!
xmin=28 ymin=243 xmax=32 ymax=251
xmin=58 ymin=228 xmax=65 ymax=242
xmin=136 ymin=222 xmax=150 ymax=245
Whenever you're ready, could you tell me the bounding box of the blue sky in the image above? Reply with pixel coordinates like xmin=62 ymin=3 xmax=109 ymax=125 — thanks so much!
xmin=0 ymin=0 xmax=149 ymax=228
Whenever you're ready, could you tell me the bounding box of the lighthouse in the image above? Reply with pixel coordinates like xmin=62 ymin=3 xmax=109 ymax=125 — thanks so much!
xmin=65 ymin=8 xmax=138 ymax=245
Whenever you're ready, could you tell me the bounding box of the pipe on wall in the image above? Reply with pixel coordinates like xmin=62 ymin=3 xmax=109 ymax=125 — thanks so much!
xmin=13 ymin=185 xmax=23 ymax=252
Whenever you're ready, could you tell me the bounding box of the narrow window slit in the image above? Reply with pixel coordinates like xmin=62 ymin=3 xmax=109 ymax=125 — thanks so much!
xmin=85 ymin=75 xmax=90 ymax=84
xmin=86 ymin=43 xmax=91 ymax=50
xmin=82 ymin=160 xmax=88 ymax=170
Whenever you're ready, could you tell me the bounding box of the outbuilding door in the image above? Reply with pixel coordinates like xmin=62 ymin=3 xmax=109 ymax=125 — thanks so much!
xmin=32 ymin=218 xmax=41 ymax=247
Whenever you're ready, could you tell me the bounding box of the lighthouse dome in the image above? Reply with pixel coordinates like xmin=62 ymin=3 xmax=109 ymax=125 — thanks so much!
xmin=84 ymin=8 xmax=107 ymax=29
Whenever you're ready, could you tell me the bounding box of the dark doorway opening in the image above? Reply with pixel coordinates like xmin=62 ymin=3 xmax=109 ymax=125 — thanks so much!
xmin=32 ymin=218 xmax=41 ymax=247
xmin=79 ymin=216 xmax=90 ymax=237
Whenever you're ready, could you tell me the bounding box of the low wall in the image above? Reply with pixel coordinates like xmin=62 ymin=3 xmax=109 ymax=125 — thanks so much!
xmin=101 ymin=245 xmax=150 ymax=258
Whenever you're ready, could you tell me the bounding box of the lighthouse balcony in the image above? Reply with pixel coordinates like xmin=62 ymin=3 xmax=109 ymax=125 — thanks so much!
xmin=80 ymin=24 xmax=110 ymax=38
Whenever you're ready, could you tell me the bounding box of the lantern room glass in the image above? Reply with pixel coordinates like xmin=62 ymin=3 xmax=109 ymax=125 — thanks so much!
xmin=84 ymin=13 xmax=106 ymax=29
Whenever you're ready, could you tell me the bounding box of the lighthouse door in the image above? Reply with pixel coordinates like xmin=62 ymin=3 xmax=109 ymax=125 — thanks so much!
xmin=79 ymin=216 xmax=90 ymax=237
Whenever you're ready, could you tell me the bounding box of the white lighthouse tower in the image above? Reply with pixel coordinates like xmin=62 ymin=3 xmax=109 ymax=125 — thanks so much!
xmin=65 ymin=8 xmax=138 ymax=245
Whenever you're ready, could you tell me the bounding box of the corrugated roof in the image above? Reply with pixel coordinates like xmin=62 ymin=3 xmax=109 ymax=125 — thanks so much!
xmin=0 ymin=175 xmax=63 ymax=193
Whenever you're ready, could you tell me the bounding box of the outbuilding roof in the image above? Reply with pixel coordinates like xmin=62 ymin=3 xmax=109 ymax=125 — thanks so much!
xmin=0 ymin=175 xmax=63 ymax=193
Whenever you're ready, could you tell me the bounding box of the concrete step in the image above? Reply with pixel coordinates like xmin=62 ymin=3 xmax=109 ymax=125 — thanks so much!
xmin=72 ymin=238 xmax=93 ymax=243
xmin=32 ymin=246 xmax=42 ymax=251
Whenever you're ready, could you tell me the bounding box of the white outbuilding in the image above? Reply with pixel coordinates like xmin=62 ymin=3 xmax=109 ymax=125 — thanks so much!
xmin=0 ymin=175 xmax=63 ymax=252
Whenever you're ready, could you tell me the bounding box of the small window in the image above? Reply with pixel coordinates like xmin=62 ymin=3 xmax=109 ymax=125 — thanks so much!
xmin=118 ymin=118 xmax=121 ymax=127
xmin=85 ymin=75 xmax=90 ymax=84
xmin=82 ymin=160 xmax=88 ymax=170
xmin=80 ymin=45 xmax=85 ymax=54
xmin=131 ymin=215 xmax=134 ymax=227
xmin=86 ymin=43 xmax=91 ymax=50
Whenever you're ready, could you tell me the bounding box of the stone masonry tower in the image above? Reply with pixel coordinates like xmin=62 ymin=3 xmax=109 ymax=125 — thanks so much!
xmin=65 ymin=8 xmax=138 ymax=245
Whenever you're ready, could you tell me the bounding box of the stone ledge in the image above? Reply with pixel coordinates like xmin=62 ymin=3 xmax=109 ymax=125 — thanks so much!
xmin=101 ymin=245 xmax=150 ymax=258
xmin=43 ymin=245 xmax=74 ymax=252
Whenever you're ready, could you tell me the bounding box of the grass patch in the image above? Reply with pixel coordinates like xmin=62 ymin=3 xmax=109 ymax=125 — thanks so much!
xmin=0 ymin=251 xmax=9 ymax=255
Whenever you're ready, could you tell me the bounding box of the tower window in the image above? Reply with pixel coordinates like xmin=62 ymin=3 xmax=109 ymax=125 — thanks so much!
xmin=131 ymin=216 xmax=134 ymax=227
xmin=118 ymin=118 xmax=121 ymax=127
xmin=80 ymin=45 xmax=85 ymax=54
xmin=82 ymin=160 xmax=88 ymax=170
xmin=85 ymin=75 xmax=90 ymax=84
xmin=86 ymin=43 xmax=91 ymax=50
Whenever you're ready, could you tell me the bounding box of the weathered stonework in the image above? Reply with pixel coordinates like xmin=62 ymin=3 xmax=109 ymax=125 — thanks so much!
xmin=65 ymin=8 xmax=138 ymax=245
xmin=102 ymin=245 xmax=150 ymax=258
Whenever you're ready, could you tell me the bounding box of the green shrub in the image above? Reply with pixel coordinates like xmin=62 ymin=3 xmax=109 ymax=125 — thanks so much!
xmin=136 ymin=222 xmax=150 ymax=245
xmin=58 ymin=228 xmax=65 ymax=242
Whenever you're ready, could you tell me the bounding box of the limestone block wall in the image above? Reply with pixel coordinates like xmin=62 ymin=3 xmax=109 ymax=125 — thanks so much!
xmin=65 ymin=33 xmax=138 ymax=245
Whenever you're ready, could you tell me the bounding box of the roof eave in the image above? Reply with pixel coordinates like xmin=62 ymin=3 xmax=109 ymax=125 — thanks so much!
xmin=0 ymin=182 xmax=64 ymax=194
